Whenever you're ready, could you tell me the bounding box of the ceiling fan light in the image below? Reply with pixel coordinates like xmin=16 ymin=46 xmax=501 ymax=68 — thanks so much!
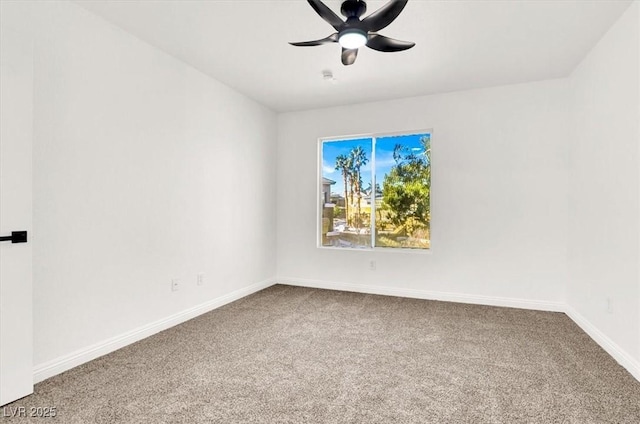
xmin=338 ymin=30 xmax=367 ymax=49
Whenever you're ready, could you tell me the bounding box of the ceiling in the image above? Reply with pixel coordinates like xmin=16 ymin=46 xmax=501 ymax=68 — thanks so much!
xmin=76 ymin=0 xmax=632 ymax=112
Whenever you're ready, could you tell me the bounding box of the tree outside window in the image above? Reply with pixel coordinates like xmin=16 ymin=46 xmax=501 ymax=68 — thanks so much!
xmin=320 ymin=132 xmax=431 ymax=250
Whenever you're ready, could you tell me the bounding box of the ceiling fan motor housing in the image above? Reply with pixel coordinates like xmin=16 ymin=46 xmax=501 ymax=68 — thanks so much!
xmin=341 ymin=0 xmax=367 ymax=18
xmin=339 ymin=16 xmax=368 ymax=47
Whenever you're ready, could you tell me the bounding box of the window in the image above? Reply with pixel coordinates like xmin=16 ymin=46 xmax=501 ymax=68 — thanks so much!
xmin=320 ymin=131 xmax=431 ymax=250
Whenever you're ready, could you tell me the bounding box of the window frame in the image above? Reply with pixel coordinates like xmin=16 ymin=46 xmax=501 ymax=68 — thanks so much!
xmin=317 ymin=129 xmax=433 ymax=253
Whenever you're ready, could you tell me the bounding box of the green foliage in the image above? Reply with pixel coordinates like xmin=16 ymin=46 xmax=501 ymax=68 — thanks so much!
xmin=364 ymin=182 xmax=382 ymax=197
xmin=382 ymin=135 xmax=431 ymax=235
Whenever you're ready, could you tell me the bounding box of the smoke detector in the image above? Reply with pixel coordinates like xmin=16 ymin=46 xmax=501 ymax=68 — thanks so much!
xmin=322 ymin=69 xmax=336 ymax=83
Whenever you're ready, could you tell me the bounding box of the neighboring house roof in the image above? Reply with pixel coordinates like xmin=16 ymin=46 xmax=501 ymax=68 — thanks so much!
xmin=322 ymin=177 xmax=336 ymax=185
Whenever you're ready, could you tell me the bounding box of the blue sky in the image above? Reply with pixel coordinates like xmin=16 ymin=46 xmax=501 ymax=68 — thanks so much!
xmin=322 ymin=133 xmax=429 ymax=196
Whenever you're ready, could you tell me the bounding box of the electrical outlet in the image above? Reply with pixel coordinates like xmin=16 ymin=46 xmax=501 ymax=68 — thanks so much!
xmin=171 ymin=279 xmax=180 ymax=292
xmin=197 ymin=273 xmax=204 ymax=286
xmin=369 ymin=260 xmax=376 ymax=271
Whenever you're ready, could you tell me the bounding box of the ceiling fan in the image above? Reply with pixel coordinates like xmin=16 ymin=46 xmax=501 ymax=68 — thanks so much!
xmin=290 ymin=0 xmax=415 ymax=66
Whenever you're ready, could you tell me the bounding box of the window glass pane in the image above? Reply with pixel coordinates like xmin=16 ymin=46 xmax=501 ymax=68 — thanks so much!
xmin=375 ymin=133 xmax=431 ymax=249
xmin=321 ymin=138 xmax=372 ymax=248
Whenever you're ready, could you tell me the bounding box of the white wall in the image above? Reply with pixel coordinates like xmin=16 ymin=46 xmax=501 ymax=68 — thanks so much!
xmin=26 ymin=2 xmax=277 ymax=368
xmin=5 ymin=0 xmax=638 ymax=385
xmin=567 ymin=2 xmax=640 ymax=367
xmin=277 ymin=79 xmax=570 ymax=308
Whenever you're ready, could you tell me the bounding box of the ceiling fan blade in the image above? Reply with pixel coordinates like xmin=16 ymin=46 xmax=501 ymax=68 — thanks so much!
xmin=307 ymin=0 xmax=344 ymax=31
xmin=341 ymin=48 xmax=358 ymax=66
xmin=361 ymin=0 xmax=409 ymax=32
xmin=366 ymin=34 xmax=415 ymax=52
xmin=290 ymin=33 xmax=338 ymax=47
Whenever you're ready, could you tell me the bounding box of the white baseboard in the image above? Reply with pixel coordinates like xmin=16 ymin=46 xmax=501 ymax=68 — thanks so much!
xmin=564 ymin=305 xmax=640 ymax=382
xmin=33 ymin=276 xmax=640 ymax=386
xmin=33 ymin=278 xmax=276 ymax=384
xmin=279 ymin=277 xmax=639 ymax=383
xmin=277 ymin=277 xmax=565 ymax=312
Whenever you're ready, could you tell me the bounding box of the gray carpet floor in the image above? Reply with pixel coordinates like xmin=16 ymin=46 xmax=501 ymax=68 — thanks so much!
xmin=3 ymin=284 xmax=640 ymax=423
